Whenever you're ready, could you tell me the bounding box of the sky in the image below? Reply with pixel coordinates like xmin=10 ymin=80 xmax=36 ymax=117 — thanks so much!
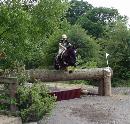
xmin=86 ymin=0 xmax=130 ymax=25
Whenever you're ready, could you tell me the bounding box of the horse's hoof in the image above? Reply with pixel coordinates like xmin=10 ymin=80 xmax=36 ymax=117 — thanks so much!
xmin=69 ymin=70 xmax=73 ymax=73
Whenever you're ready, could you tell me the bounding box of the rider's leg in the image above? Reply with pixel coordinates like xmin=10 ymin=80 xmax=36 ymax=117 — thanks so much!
xmin=60 ymin=50 xmax=64 ymax=59
xmin=60 ymin=50 xmax=68 ymax=65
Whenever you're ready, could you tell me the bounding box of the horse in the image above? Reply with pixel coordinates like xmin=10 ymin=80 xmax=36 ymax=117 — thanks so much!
xmin=54 ymin=46 xmax=77 ymax=71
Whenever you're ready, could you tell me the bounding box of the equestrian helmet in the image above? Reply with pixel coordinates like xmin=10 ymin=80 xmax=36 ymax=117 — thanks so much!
xmin=62 ymin=34 xmax=67 ymax=39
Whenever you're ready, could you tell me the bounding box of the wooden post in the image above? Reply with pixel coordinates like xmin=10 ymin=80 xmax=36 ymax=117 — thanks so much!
xmin=8 ymin=78 xmax=18 ymax=113
xmin=103 ymin=68 xmax=112 ymax=96
xmin=98 ymin=78 xmax=104 ymax=96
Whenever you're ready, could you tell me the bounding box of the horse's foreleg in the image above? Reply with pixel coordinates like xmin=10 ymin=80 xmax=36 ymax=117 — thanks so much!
xmin=67 ymin=66 xmax=76 ymax=73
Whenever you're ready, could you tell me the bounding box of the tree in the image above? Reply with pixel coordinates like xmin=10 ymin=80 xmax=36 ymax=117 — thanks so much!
xmin=77 ymin=7 xmax=121 ymax=38
xmin=30 ymin=0 xmax=69 ymax=37
xmin=66 ymin=0 xmax=93 ymax=25
xmin=0 ymin=1 xmax=32 ymax=68
xmin=101 ymin=21 xmax=130 ymax=80
xmin=0 ymin=0 xmax=69 ymax=69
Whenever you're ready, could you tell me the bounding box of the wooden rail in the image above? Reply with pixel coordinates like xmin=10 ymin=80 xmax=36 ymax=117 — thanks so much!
xmin=0 ymin=77 xmax=18 ymax=113
xmin=26 ymin=67 xmax=113 ymax=96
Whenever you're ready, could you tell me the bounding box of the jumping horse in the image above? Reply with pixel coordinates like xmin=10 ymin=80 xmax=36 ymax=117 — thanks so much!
xmin=54 ymin=46 xmax=76 ymax=72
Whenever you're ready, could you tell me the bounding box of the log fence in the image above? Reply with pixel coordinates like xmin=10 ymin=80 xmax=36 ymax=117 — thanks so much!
xmin=0 ymin=77 xmax=17 ymax=114
xmin=26 ymin=67 xmax=112 ymax=96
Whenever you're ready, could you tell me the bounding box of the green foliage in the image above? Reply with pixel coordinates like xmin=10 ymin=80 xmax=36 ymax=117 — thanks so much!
xmin=102 ymin=21 xmax=130 ymax=80
xmin=0 ymin=94 xmax=8 ymax=110
xmin=112 ymin=79 xmax=130 ymax=87
xmin=66 ymin=0 xmax=93 ymax=24
xmin=0 ymin=66 xmax=56 ymax=122
xmin=41 ymin=25 xmax=100 ymax=68
xmin=0 ymin=0 xmax=69 ymax=69
xmin=31 ymin=0 xmax=69 ymax=36
xmin=0 ymin=1 xmax=32 ymax=68
xmin=0 ymin=85 xmax=17 ymax=111
xmin=67 ymin=25 xmax=100 ymax=67
xmin=66 ymin=1 xmax=130 ymax=84
xmin=77 ymin=7 xmax=121 ymax=38
xmin=17 ymin=83 xmax=56 ymax=122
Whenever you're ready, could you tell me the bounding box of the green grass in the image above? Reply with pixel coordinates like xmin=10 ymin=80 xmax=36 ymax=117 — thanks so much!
xmin=112 ymin=79 xmax=130 ymax=87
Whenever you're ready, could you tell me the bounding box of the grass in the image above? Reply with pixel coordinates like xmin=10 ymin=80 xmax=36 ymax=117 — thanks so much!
xmin=112 ymin=79 xmax=130 ymax=87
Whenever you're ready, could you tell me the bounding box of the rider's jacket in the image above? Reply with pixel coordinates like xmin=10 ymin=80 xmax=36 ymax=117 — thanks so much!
xmin=58 ymin=39 xmax=72 ymax=55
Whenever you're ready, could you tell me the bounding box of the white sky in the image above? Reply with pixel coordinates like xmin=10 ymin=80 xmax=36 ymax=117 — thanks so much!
xmin=86 ymin=0 xmax=130 ymax=25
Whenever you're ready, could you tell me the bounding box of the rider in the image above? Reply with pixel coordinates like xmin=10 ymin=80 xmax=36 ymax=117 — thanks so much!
xmin=57 ymin=34 xmax=72 ymax=59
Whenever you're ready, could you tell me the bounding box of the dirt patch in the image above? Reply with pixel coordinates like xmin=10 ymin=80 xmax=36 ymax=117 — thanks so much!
xmin=39 ymin=94 xmax=130 ymax=124
xmin=71 ymin=103 xmax=112 ymax=122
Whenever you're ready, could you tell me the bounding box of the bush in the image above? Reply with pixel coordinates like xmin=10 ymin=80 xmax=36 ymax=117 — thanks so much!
xmin=41 ymin=24 xmax=100 ymax=68
xmin=17 ymin=83 xmax=56 ymax=122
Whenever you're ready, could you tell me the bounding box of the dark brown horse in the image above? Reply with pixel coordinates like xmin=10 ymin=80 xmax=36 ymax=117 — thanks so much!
xmin=54 ymin=46 xmax=76 ymax=70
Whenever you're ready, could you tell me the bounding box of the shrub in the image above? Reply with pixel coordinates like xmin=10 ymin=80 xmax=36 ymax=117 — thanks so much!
xmin=17 ymin=83 xmax=56 ymax=122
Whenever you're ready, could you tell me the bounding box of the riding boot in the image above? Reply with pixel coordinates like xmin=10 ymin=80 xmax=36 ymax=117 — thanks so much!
xmin=56 ymin=54 xmax=60 ymax=61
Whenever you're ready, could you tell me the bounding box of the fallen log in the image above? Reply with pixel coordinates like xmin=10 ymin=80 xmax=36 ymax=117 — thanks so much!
xmin=26 ymin=67 xmax=112 ymax=96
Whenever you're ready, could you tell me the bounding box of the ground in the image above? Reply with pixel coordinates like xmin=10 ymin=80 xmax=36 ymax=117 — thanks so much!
xmin=1 ymin=83 xmax=130 ymax=124
xmin=0 ymin=115 xmax=22 ymax=124
xmin=38 ymin=85 xmax=130 ymax=124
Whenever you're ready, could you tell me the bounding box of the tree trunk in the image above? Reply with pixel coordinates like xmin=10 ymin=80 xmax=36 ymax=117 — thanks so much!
xmin=26 ymin=67 xmax=112 ymax=96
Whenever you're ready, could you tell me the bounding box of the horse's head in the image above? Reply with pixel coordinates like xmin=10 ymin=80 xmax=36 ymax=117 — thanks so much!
xmin=63 ymin=45 xmax=77 ymax=66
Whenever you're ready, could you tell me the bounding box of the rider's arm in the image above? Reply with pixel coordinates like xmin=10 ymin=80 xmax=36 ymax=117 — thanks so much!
xmin=59 ymin=43 xmax=66 ymax=50
xmin=66 ymin=42 xmax=72 ymax=49
xmin=68 ymin=42 xmax=72 ymax=46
